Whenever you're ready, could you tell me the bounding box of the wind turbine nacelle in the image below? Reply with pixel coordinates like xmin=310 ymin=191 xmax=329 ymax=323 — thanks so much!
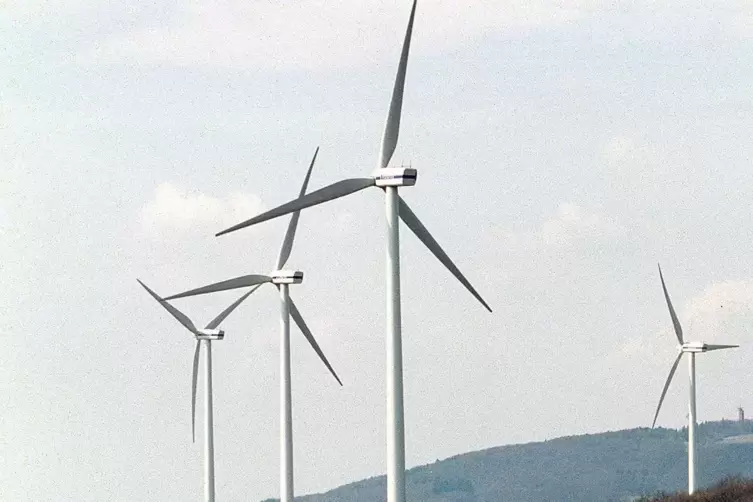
xmin=196 ymin=329 xmax=224 ymax=340
xmin=681 ymin=342 xmax=707 ymax=353
xmin=271 ymin=270 xmax=304 ymax=284
xmin=374 ymin=168 xmax=418 ymax=187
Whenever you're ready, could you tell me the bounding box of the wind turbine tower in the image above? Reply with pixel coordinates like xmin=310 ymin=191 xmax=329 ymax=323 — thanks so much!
xmin=138 ymin=280 xmax=255 ymax=502
xmin=213 ymin=3 xmax=492 ymax=502
xmin=165 ymin=148 xmax=342 ymax=502
xmin=651 ymin=264 xmax=739 ymax=495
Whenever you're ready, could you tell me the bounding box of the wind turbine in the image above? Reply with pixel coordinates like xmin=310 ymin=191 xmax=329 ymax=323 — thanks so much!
xmin=138 ymin=279 xmax=256 ymax=502
xmin=651 ymin=264 xmax=738 ymax=495
xmin=164 ymin=148 xmax=342 ymax=502
xmin=213 ymin=3 xmax=492 ymax=501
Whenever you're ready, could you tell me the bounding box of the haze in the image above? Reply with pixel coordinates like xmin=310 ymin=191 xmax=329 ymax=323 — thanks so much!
xmin=2 ymin=1 xmax=753 ymax=500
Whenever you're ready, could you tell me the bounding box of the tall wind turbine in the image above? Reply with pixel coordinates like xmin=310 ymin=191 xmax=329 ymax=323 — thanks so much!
xmin=213 ymin=3 xmax=492 ymax=501
xmin=651 ymin=264 xmax=738 ymax=495
xmin=164 ymin=148 xmax=342 ymax=502
xmin=138 ymin=279 xmax=256 ymax=502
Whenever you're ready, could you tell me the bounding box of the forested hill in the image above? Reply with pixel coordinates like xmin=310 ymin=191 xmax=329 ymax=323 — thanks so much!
xmin=268 ymin=420 xmax=753 ymax=502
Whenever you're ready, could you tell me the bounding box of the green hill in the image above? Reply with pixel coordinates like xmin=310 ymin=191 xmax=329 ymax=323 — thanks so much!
xmin=276 ymin=420 xmax=753 ymax=502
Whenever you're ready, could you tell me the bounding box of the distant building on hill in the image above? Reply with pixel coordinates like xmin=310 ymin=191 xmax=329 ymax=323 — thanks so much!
xmin=739 ymin=407 xmax=745 ymax=423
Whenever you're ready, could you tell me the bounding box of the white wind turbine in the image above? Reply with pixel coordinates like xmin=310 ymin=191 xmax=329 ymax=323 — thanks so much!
xmin=138 ymin=279 xmax=255 ymax=502
xmin=651 ymin=264 xmax=738 ymax=495
xmin=164 ymin=148 xmax=342 ymax=502
xmin=213 ymin=3 xmax=492 ymax=501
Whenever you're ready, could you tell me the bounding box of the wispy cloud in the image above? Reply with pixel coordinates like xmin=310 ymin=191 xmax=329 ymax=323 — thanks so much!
xmin=497 ymin=202 xmax=605 ymax=250
xmin=89 ymin=0 xmax=583 ymax=70
xmin=82 ymin=0 xmax=753 ymax=71
xmin=684 ymin=279 xmax=753 ymax=336
xmin=139 ymin=183 xmax=263 ymax=236
xmin=619 ymin=278 xmax=753 ymax=358
xmin=539 ymin=203 xmax=602 ymax=247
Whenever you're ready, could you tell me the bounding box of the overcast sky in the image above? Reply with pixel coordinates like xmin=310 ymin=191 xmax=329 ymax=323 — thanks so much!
xmin=3 ymin=1 xmax=753 ymax=500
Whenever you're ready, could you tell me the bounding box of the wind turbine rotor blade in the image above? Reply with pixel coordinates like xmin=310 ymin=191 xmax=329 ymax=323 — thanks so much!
xmin=192 ymin=340 xmax=200 ymax=443
xmin=137 ymin=279 xmax=198 ymax=334
xmin=652 ymin=352 xmax=683 ymax=428
xmin=276 ymin=147 xmax=319 ymax=270
xmin=658 ymin=264 xmax=684 ymax=344
xmin=165 ymin=275 xmax=272 ymax=300
xmin=378 ymin=0 xmax=418 ymax=169
xmin=217 ymin=178 xmax=376 ymax=237
xmin=705 ymin=344 xmax=739 ymax=351
xmin=397 ymin=197 xmax=492 ymax=313
xmin=205 ymin=285 xmax=262 ymax=330
xmin=288 ymin=295 xmax=343 ymax=386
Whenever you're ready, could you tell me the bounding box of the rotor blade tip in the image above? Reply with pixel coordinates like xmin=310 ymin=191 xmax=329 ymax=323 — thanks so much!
xmin=216 ymin=223 xmax=243 ymax=237
xmin=216 ymin=225 xmax=239 ymax=237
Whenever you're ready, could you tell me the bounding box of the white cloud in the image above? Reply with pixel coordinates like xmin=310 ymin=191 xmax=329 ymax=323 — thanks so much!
xmin=684 ymin=279 xmax=753 ymax=337
xmin=602 ymin=136 xmax=637 ymax=164
xmin=0 ymin=205 xmax=8 ymax=232
xmin=488 ymin=202 xmax=605 ymax=253
xmin=619 ymin=335 xmax=648 ymax=357
xmin=618 ymin=279 xmax=753 ymax=358
xmin=89 ymin=0 xmax=583 ymax=70
xmin=139 ymin=183 xmax=263 ymax=236
xmin=83 ymin=0 xmax=753 ymax=70
xmin=600 ymin=135 xmax=664 ymax=178
xmin=539 ymin=203 xmax=602 ymax=246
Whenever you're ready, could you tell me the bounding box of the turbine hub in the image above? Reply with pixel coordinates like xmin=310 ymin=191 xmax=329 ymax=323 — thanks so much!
xmin=373 ymin=167 xmax=417 ymax=187
xmin=271 ymin=270 xmax=304 ymax=285
xmin=196 ymin=328 xmax=224 ymax=341
xmin=681 ymin=341 xmax=707 ymax=353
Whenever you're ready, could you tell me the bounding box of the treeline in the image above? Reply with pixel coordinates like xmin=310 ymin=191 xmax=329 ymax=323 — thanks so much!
xmin=640 ymin=476 xmax=753 ymax=501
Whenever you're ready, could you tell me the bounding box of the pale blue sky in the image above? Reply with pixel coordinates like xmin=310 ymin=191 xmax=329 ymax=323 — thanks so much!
xmin=3 ymin=1 xmax=753 ymax=500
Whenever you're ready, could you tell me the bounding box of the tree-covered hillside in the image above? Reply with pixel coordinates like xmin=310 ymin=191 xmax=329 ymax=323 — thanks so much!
xmin=270 ymin=420 xmax=753 ymax=502
xmin=640 ymin=476 xmax=753 ymax=501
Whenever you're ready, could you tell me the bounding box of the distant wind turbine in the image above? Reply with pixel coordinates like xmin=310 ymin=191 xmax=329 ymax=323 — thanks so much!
xmin=651 ymin=264 xmax=738 ymax=495
xmin=138 ymin=279 xmax=255 ymax=502
xmin=212 ymin=2 xmax=492 ymax=501
xmin=164 ymin=148 xmax=342 ymax=502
